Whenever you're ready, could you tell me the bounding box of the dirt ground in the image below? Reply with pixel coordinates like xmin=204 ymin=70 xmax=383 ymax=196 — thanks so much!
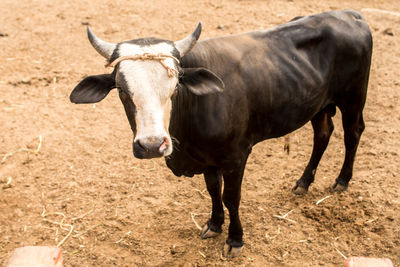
xmin=0 ymin=0 xmax=399 ymax=266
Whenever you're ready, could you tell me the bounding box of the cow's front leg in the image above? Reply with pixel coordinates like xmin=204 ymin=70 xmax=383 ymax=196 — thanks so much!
xmin=201 ymin=167 xmax=224 ymax=238
xmin=221 ymin=157 xmax=248 ymax=258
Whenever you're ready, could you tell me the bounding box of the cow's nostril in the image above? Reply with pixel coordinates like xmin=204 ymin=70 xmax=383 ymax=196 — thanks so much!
xmin=159 ymin=138 xmax=169 ymax=153
xmin=136 ymin=139 xmax=148 ymax=152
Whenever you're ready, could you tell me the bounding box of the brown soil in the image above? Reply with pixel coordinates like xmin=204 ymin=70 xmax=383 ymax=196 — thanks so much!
xmin=1 ymin=0 xmax=399 ymax=266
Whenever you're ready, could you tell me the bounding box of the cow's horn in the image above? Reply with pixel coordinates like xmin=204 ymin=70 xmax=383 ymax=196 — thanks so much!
xmin=87 ymin=27 xmax=117 ymax=60
xmin=174 ymin=22 xmax=202 ymax=57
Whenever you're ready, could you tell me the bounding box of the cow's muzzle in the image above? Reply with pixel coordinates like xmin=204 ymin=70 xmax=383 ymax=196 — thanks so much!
xmin=133 ymin=136 xmax=169 ymax=159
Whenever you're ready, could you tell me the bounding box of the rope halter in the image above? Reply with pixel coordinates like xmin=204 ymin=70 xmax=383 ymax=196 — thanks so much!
xmin=105 ymin=53 xmax=180 ymax=78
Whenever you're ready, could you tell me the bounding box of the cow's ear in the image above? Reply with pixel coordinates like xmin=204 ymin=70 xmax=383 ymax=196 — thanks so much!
xmin=70 ymin=74 xmax=115 ymax=104
xmin=180 ymin=68 xmax=224 ymax=95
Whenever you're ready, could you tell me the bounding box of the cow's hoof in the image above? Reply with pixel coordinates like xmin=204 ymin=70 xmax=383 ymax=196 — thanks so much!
xmin=292 ymin=184 xmax=308 ymax=195
xmin=222 ymin=243 xmax=243 ymax=258
xmin=332 ymin=182 xmax=348 ymax=192
xmin=201 ymin=224 xmax=221 ymax=239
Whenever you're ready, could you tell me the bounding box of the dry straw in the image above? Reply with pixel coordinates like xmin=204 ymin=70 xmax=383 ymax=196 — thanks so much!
xmin=1 ymin=135 xmax=42 ymax=163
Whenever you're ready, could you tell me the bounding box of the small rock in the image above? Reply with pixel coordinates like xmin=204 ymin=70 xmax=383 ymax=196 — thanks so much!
xmin=3 ymin=184 xmax=12 ymax=189
xmin=170 ymin=244 xmax=185 ymax=256
xmin=6 ymin=246 xmax=63 ymax=267
xmin=0 ymin=32 xmax=8 ymax=37
xmin=344 ymin=257 xmax=394 ymax=267
xmin=382 ymin=28 xmax=394 ymax=36
xmin=21 ymin=79 xmax=31 ymax=85
xmin=2 ymin=177 xmax=12 ymax=189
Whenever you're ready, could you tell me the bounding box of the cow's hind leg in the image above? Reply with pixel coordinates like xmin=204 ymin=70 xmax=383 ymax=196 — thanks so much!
xmin=293 ymin=106 xmax=335 ymax=195
xmin=201 ymin=167 xmax=224 ymax=239
xmin=333 ymin=111 xmax=365 ymax=191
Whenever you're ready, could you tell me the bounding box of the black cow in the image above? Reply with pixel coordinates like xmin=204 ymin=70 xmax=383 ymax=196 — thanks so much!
xmin=70 ymin=10 xmax=372 ymax=257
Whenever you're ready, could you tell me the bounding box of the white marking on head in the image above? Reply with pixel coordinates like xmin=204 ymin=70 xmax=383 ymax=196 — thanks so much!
xmin=115 ymin=42 xmax=179 ymax=156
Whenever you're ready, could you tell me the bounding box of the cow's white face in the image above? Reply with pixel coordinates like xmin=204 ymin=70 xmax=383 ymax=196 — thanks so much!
xmin=70 ymin=23 xmax=224 ymax=159
xmin=115 ymin=42 xmax=179 ymax=158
